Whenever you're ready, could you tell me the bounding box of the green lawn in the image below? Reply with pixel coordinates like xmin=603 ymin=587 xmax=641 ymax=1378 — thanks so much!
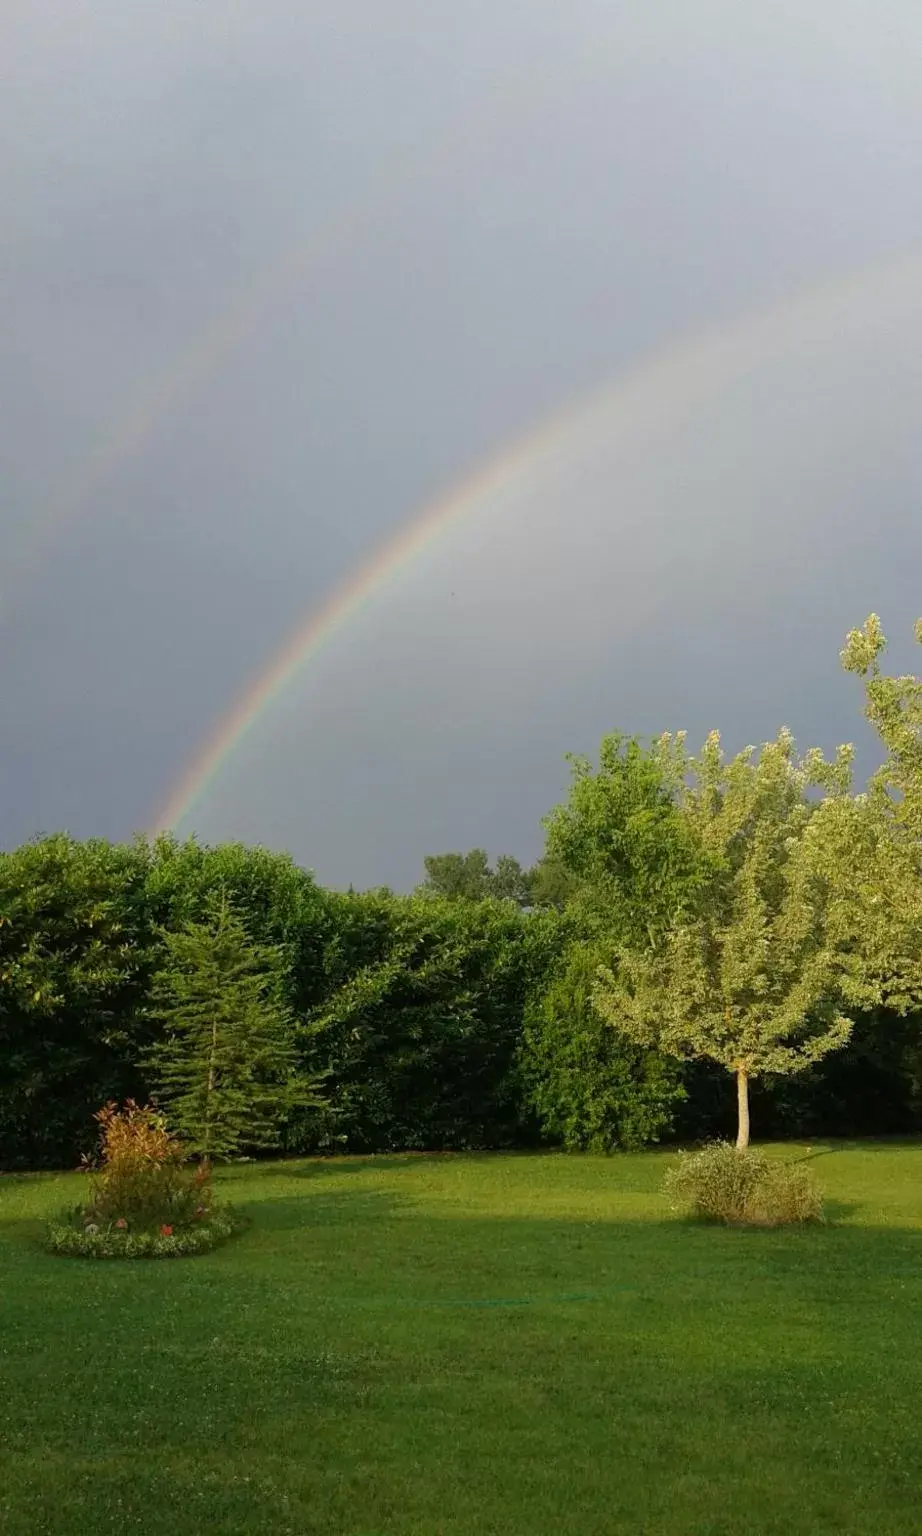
xmin=2 ymin=1144 xmax=921 ymax=1535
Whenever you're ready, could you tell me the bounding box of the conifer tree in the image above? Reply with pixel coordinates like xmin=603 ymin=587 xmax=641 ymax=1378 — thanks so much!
xmin=145 ymin=895 xmax=323 ymax=1161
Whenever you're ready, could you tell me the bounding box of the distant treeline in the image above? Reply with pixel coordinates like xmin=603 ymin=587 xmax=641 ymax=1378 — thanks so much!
xmin=4 ymin=612 xmax=922 ymax=1167
xmin=0 ymin=833 xmax=556 ymax=1168
xmin=1 ymin=824 xmax=919 ymax=1171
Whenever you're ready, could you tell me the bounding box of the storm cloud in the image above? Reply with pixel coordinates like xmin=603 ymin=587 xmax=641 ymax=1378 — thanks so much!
xmin=3 ymin=0 xmax=922 ymax=886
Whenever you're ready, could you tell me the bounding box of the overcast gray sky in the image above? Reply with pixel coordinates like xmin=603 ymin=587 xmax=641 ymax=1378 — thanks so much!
xmin=3 ymin=1 xmax=922 ymax=888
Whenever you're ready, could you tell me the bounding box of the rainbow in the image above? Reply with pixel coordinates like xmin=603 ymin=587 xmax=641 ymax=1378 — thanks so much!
xmin=152 ymin=247 xmax=922 ymax=834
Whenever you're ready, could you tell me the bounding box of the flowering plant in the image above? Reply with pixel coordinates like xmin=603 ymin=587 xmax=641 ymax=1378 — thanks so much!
xmin=45 ymin=1101 xmax=240 ymax=1260
xmin=46 ymin=1206 xmax=240 ymax=1260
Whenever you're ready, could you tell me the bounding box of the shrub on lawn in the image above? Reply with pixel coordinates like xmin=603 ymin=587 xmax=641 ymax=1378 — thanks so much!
xmin=45 ymin=1100 xmax=238 ymax=1259
xmin=664 ymin=1141 xmax=824 ymax=1226
xmin=519 ymin=940 xmax=684 ymax=1151
xmin=83 ymin=1099 xmax=210 ymax=1226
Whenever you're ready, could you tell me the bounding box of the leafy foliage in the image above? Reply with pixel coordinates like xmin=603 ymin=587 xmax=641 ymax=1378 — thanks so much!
xmin=7 ymin=617 xmax=922 ymax=1169
xmin=542 ymin=732 xmax=714 ymax=945
xmin=419 ymin=849 xmax=532 ymax=905
xmin=80 ymin=1098 xmax=211 ymax=1228
xmin=419 ymin=851 xmax=576 ymax=909
xmin=519 ymin=941 xmax=683 ymax=1150
xmin=525 ymin=855 xmax=579 ymax=910
xmin=594 ymin=729 xmax=855 ymax=1145
xmin=664 ymin=1141 xmax=823 ymax=1226
xmin=286 ymin=892 xmax=548 ymax=1153
xmin=0 ymin=835 xmax=154 ymax=1168
xmin=144 ymin=835 xmax=328 ymax=1015
xmin=46 ymin=1205 xmax=240 ymax=1259
xmin=46 ymin=1099 xmax=239 ymax=1258
xmin=813 ymin=614 xmax=922 ymax=1015
xmin=0 ymin=836 xmax=332 ymax=1168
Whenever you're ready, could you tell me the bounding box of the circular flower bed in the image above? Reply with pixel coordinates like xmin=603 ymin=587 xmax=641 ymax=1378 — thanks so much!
xmin=43 ymin=1100 xmax=246 ymax=1259
xmin=45 ymin=1203 xmax=243 ymax=1259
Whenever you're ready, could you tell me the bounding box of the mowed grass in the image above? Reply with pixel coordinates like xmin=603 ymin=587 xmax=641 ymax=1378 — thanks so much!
xmin=2 ymin=1144 xmax=922 ymax=1535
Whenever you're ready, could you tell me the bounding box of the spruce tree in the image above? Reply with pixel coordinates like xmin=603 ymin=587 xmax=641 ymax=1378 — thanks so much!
xmin=145 ymin=895 xmax=323 ymax=1161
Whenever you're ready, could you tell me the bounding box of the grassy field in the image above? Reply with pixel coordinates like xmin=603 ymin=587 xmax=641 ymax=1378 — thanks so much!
xmin=2 ymin=1143 xmax=921 ymax=1535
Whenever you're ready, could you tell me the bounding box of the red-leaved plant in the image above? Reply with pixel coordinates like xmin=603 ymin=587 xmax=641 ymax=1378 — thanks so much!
xmin=80 ymin=1100 xmax=212 ymax=1234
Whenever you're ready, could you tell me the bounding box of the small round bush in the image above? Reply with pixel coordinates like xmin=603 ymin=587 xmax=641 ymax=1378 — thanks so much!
xmin=664 ymin=1141 xmax=824 ymax=1226
xmin=44 ymin=1100 xmax=242 ymax=1260
xmin=519 ymin=942 xmax=684 ymax=1151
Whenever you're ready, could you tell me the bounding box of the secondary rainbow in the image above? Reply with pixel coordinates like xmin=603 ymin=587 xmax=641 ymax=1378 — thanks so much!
xmin=3 ymin=53 xmax=607 ymax=617
xmin=153 ymin=247 xmax=922 ymax=834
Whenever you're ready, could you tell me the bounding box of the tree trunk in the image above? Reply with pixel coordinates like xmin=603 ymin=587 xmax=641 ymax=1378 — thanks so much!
xmin=736 ymin=1066 xmax=750 ymax=1149
xmin=203 ymin=1012 xmax=218 ymax=1164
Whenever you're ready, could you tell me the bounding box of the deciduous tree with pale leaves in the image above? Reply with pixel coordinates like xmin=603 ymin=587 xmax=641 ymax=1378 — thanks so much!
xmin=592 ymin=728 xmax=855 ymax=1147
xmin=825 ymin=614 xmax=922 ymax=1016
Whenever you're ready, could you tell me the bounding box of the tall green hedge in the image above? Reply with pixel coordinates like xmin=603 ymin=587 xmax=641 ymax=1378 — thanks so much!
xmin=283 ymin=892 xmax=542 ymax=1152
xmin=2 ymin=835 xmax=921 ymax=1169
xmin=0 ymin=835 xmax=326 ymax=1168
xmin=0 ymin=835 xmax=153 ymax=1168
xmin=0 ymin=839 xmax=563 ymax=1165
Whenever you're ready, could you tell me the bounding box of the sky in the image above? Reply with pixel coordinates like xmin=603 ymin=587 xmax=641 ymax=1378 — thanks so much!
xmin=3 ymin=0 xmax=922 ymax=890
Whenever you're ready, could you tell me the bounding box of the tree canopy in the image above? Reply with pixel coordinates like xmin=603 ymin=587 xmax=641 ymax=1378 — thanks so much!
xmin=420 ymin=849 xmax=531 ymax=905
xmin=418 ymin=849 xmax=570 ymax=908
xmin=819 ymin=614 xmax=922 ymax=1016
xmin=4 ymin=612 xmax=922 ymax=1168
xmin=542 ymin=731 xmax=714 ymax=946
xmin=592 ymin=729 xmax=855 ymax=1146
